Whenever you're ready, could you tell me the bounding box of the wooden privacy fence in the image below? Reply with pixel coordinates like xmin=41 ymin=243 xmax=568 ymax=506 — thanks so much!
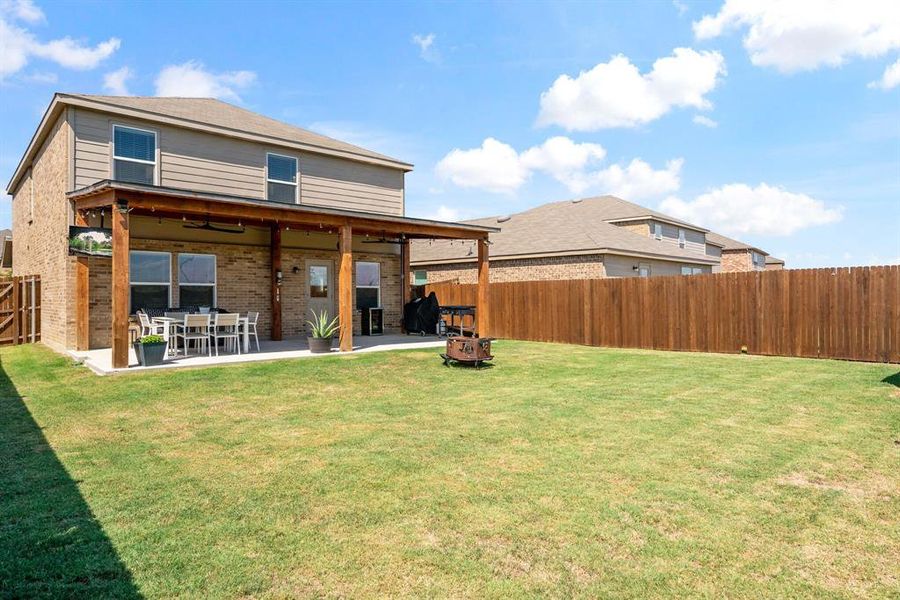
xmin=426 ymin=266 xmax=900 ymax=363
xmin=0 ymin=275 xmax=41 ymax=346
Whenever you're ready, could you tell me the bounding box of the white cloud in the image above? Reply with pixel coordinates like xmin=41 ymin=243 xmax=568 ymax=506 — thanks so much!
xmin=659 ymin=183 xmax=843 ymax=236
xmin=869 ymin=58 xmax=900 ymax=89
xmin=436 ymin=136 xmax=682 ymax=199
xmin=103 ymin=66 xmax=132 ymax=95
xmin=412 ymin=33 xmax=439 ymax=63
xmin=22 ymin=70 xmax=55 ymax=83
xmin=692 ymin=114 xmax=718 ymax=128
xmin=154 ymin=61 xmax=256 ymax=102
xmin=431 ymin=205 xmax=460 ymax=221
xmin=537 ymin=47 xmax=725 ymax=130
xmin=694 ymin=1 xmax=900 ymax=73
xmin=0 ymin=2 xmax=119 ymax=80
xmin=436 ymin=138 xmax=529 ymax=194
xmin=1 ymin=0 xmax=43 ymax=23
xmin=673 ymin=0 xmax=688 ymax=16
xmin=520 ymin=136 xmax=607 ymax=193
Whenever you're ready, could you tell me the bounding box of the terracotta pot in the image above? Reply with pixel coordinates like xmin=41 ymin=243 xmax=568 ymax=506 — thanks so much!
xmin=307 ymin=336 xmax=334 ymax=354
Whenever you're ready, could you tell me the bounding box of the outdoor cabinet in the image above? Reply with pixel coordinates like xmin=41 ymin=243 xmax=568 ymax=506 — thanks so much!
xmin=361 ymin=307 xmax=384 ymax=335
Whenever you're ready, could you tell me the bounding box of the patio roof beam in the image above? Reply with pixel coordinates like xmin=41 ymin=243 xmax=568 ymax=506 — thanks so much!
xmin=271 ymin=224 xmax=283 ymax=341
xmin=111 ymin=199 xmax=130 ymax=369
xmin=73 ymin=190 xmax=489 ymax=241
xmin=477 ymin=239 xmax=490 ymax=337
xmin=338 ymin=224 xmax=353 ymax=352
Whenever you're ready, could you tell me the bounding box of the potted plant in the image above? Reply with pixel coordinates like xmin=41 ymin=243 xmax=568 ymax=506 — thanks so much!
xmin=307 ymin=309 xmax=339 ymax=353
xmin=133 ymin=334 xmax=168 ymax=366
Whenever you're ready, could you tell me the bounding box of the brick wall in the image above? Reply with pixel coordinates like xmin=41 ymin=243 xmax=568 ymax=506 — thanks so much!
xmin=617 ymin=221 xmax=650 ymax=237
xmin=720 ymin=250 xmax=753 ymax=272
xmin=84 ymin=236 xmax=401 ymax=349
xmin=11 ymin=114 xmax=71 ymax=351
xmin=418 ymin=254 xmax=606 ymax=284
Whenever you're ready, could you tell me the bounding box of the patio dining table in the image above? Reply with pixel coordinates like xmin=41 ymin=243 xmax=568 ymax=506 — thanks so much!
xmin=152 ymin=315 xmax=252 ymax=354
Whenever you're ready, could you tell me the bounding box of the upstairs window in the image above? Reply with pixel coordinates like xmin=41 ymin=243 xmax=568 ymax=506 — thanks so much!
xmin=178 ymin=253 xmax=216 ymax=308
xmin=267 ymin=153 xmax=297 ymax=203
xmin=356 ymin=261 xmax=381 ymax=310
xmin=653 ymin=223 xmax=662 ymax=240
xmin=752 ymin=251 xmax=766 ymax=268
xmin=678 ymin=229 xmax=686 ymax=248
xmin=113 ymin=125 xmax=156 ymax=185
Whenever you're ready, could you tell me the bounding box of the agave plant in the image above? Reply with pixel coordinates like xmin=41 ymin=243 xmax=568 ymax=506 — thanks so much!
xmin=307 ymin=309 xmax=340 ymax=339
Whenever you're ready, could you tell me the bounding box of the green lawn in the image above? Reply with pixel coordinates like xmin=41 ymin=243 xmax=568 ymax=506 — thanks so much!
xmin=1 ymin=342 xmax=898 ymax=599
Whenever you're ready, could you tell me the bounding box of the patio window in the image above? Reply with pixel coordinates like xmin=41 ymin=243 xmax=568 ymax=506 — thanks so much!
xmin=113 ymin=125 xmax=156 ymax=185
xmin=130 ymin=251 xmax=170 ymax=311
xmin=355 ymin=261 xmax=380 ymax=310
xmin=178 ymin=253 xmax=216 ymax=308
xmin=266 ymin=153 xmax=297 ymax=203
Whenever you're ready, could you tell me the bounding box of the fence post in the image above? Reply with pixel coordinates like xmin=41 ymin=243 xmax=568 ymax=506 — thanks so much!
xmin=11 ymin=276 xmax=19 ymax=345
xmin=30 ymin=276 xmax=36 ymax=343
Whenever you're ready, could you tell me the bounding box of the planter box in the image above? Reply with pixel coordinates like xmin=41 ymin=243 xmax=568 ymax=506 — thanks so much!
xmin=133 ymin=341 xmax=167 ymax=366
xmin=307 ymin=336 xmax=333 ymax=354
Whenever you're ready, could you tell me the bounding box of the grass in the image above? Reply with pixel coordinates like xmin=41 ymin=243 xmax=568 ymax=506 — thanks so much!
xmin=1 ymin=342 xmax=898 ymax=599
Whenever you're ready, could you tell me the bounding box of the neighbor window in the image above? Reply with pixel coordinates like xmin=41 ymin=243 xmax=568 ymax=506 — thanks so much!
xmin=678 ymin=229 xmax=686 ymax=248
xmin=752 ymin=251 xmax=766 ymax=268
xmin=681 ymin=266 xmax=703 ymax=275
xmin=638 ymin=263 xmax=651 ymax=278
xmin=130 ymin=251 xmax=170 ymax=311
xmin=355 ymin=261 xmax=381 ymax=310
xmin=266 ymin=153 xmax=297 ymax=203
xmin=413 ymin=270 xmax=428 ymax=286
xmin=178 ymin=253 xmax=216 ymax=308
xmin=113 ymin=125 xmax=157 ymax=185
xmin=652 ymin=223 xmax=662 ymax=240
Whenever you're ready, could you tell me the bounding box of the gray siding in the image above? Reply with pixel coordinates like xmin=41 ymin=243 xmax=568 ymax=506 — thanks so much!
xmin=603 ymin=254 xmax=711 ymax=278
xmin=651 ymin=220 xmax=707 ymax=256
xmin=71 ymin=108 xmax=404 ymax=216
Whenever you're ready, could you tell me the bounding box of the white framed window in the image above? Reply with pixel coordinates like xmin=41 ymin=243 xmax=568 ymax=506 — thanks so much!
xmin=178 ymin=253 xmax=216 ymax=308
xmin=652 ymin=223 xmax=662 ymax=240
xmin=355 ymin=261 xmax=381 ymax=310
xmin=752 ymin=251 xmax=766 ymax=269
xmin=638 ymin=263 xmax=651 ymax=278
xmin=130 ymin=251 xmax=170 ymax=311
xmin=681 ymin=266 xmax=703 ymax=275
xmin=266 ymin=152 xmax=298 ymax=203
xmin=678 ymin=229 xmax=686 ymax=248
xmin=113 ymin=125 xmax=157 ymax=185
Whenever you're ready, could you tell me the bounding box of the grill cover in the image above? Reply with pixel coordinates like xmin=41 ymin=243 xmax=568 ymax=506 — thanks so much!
xmin=403 ymin=292 xmax=440 ymax=334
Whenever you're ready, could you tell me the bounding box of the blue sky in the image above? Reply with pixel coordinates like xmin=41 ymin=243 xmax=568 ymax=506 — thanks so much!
xmin=1 ymin=0 xmax=898 ymax=267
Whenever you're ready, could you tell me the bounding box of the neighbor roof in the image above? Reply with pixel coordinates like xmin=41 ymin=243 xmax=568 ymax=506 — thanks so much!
xmin=7 ymin=93 xmax=413 ymax=194
xmin=766 ymin=255 xmax=785 ymax=265
xmin=410 ymin=196 xmax=720 ymax=266
xmin=0 ymin=229 xmax=11 ymax=269
xmin=705 ymin=231 xmax=768 ymax=255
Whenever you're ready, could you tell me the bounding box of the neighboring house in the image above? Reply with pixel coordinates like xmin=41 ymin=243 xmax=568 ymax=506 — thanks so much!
xmin=0 ymin=229 xmax=11 ymax=271
xmin=6 ymin=93 xmax=494 ymax=367
xmin=765 ymin=256 xmax=785 ymax=270
xmin=704 ymin=232 xmax=772 ymax=273
xmin=410 ymin=196 xmax=778 ymax=284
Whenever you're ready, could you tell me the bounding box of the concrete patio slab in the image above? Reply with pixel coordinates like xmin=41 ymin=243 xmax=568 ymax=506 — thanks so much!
xmin=69 ymin=334 xmax=445 ymax=375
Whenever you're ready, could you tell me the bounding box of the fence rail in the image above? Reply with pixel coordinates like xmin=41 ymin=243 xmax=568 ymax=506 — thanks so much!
xmin=0 ymin=275 xmax=41 ymax=346
xmin=426 ymin=266 xmax=899 ymax=363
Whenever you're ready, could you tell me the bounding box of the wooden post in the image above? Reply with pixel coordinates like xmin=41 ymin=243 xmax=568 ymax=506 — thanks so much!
xmin=11 ymin=276 xmax=19 ymax=345
xmin=111 ymin=200 xmax=130 ymax=368
xmin=75 ymin=210 xmax=90 ymax=351
xmin=338 ymin=223 xmax=353 ymax=352
xmin=476 ymin=238 xmax=490 ymax=337
xmin=400 ymin=238 xmax=410 ymax=331
xmin=270 ymin=224 xmax=283 ymax=341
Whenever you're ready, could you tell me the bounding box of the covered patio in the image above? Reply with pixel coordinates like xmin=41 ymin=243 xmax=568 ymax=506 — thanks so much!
xmin=68 ymin=180 xmax=495 ymax=369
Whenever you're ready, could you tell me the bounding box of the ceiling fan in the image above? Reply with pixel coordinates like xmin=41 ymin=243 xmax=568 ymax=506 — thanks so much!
xmin=183 ymin=219 xmax=245 ymax=234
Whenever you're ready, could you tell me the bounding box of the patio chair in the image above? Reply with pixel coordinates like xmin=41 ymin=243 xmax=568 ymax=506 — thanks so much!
xmin=245 ymin=311 xmax=260 ymax=352
xmin=209 ymin=313 xmax=240 ymax=356
xmin=175 ymin=314 xmax=211 ymax=357
xmin=137 ymin=311 xmax=167 ymax=338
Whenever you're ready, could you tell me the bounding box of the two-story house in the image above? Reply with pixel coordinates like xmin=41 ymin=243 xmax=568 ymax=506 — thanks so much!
xmin=409 ymin=196 xmax=778 ymax=284
xmin=6 ymin=94 xmax=495 ymax=368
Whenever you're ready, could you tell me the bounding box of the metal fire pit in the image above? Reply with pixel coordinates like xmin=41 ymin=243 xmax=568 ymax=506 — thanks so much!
xmin=441 ymin=336 xmax=494 ymax=368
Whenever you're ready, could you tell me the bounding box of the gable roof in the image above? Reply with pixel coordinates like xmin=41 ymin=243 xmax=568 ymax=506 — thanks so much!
xmin=766 ymin=255 xmax=785 ymax=265
xmin=705 ymin=231 xmax=768 ymax=255
xmin=7 ymin=93 xmax=413 ymax=194
xmin=410 ymin=196 xmax=719 ymax=266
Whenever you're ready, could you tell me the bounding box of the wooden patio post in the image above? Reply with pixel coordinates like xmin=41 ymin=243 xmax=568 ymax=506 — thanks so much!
xmin=400 ymin=237 xmax=410 ymax=330
xmin=270 ymin=224 xmax=283 ymax=341
xmin=338 ymin=223 xmax=353 ymax=352
xmin=75 ymin=210 xmax=90 ymax=351
xmin=476 ymin=238 xmax=490 ymax=337
xmin=111 ymin=200 xmax=130 ymax=368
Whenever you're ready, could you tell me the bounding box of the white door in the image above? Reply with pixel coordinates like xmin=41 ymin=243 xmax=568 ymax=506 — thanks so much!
xmin=306 ymin=260 xmax=335 ymax=329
